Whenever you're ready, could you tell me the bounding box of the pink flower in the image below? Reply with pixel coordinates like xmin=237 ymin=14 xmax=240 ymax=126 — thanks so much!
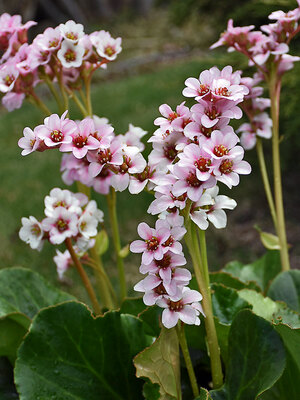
xmin=214 ymin=154 xmax=251 ymax=188
xmin=0 ymin=63 xmax=19 ymax=93
xmin=130 ymin=222 xmax=171 ymax=265
xmin=87 ymin=137 xmax=123 ymax=177
xmin=18 ymin=127 xmax=41 ymax=156
xmin=60 ymin=118 xmax=101 ymax=159
xmin=111 ymin=145 xmax=147 ymax=192
xmin=210 ymin=19 xmax=255 ymax=51
xmin=35 ymin=111 xmax=77 ymax=147
xmin=53 ymin=249 xmax=72 ymax=280
xmin=171 ymin=164 xmax=216 ymax=202
xmin=34 ymin=27 xmax=62 ymax=51
xmin=191 ymin=99 xmax=243 ymax=129
xmin=2 ymin=91 xmax=25 ymax=111
xmin=154 ymin=102 xmax=190 ymax=131
xmin=42 ymin=207 xmax=79 ymax=244
xmin=157 ymin=288 xmax=204 ymax=329
xmin=122 ymin=123 xmax=147 ymax=151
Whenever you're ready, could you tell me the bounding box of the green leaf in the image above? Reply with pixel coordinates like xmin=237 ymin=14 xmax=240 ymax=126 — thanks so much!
xmin=142 ymin=379 xmax=160 ymax=400
xmin=209 ymin=271 xmax=260 ymax=292
xmin=224 ymin=251 xmax=281 ymax=291
xmin=0 ymin=267 xmax=74 ymax=361
xmin=134 ymin=326 xmax=181 ymax=400
xmin=260 ymin=326 xmax=300 ymax=400
xmin=120 ymin=297 xmax=147 ymax=316
xmin=238 ymin=289 xmax=300 ymax=328
xmin=211 ymin=310 xmax=286 ymax=400
xmin=120 ymin=297 xmax=161 ymax=337
xmin=94 ymin=229 xmax=109 ymax=256
xmin=194 ymin=387 xmax=213 ymax=399
xmin=259 ymin=231 xmax=281 ymax=250
xmin=211 ymin=284 xmax=251 ymax=325
xmin=0 ymin=267 xmax=74 ymax=321
xmin=15 ymin=302 xmax=153 ymax=399
xmin=268 ymin=270 xmax=300 ymax=312
xmin=211 ymin=284 xmax=251 ymax=366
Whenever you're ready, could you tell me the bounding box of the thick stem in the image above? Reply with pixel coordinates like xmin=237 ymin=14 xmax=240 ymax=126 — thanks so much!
xmin=198 ymin=230 xmax=210 ymax=291
xmin=184 ymin=218 xmax=223 ymax=389
xmin=65 ymin=237 xmax=102 ymax=315
xmin=256 ymin=138 xmax=278 ymax=230
xmin=269 ymin=75 xmax=290 ymax=270
xmin=106 ymin=188 xmax=127 ymax=300
xmin=90 ymin=246 xmax=117 ymax=309
xmin=175 ymin=324 xmax=199 ymax=398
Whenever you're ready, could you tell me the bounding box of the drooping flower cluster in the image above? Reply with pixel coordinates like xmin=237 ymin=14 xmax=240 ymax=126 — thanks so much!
xmin=211 ymin=2 xmax=300 ymax=74
xmin=130 ymin=65 xmax=251 ymax=328
xmin=131 ymin=213 xmax=204 ymax=328
xmin=18 ymin=112 xmax=150 ymax=195
xmin=19 ymin=188 xmax=104 ymax=278
xmin=238 ymin=75 xmax=272 ymax=150
xmin=0 ymin=14 xmax=121 ymax=111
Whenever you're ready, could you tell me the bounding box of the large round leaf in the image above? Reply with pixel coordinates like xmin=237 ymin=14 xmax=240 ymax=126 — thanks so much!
xmin=0 ymin=267 xmax=74 ymax=323
xmin=268 ymin=270 xmax=300 ymax=312
xmin=0 ymin=267 xmax=74 ymax=362
xmin=224 ymin=251 xmax=281 ymax=292
xmin=210 ymin=310 xmax=286 ymax=400
xmin=15 ymin=301 xmax=153 ymax=400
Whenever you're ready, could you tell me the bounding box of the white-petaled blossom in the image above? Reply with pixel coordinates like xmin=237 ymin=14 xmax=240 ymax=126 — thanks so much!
xmin=19 ymin=216 xmax=44 ymax=251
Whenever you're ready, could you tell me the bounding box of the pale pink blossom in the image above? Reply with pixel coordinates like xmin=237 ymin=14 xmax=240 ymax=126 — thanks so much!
xmin=90 ymin=30 xmax=122 ymax=61
xmin=59 ymin=20 xmax=84 ymax=44
xmin=42 ymin=207 xmax=79 ymax=244
xmin=87 ymin=137 xmax=123 ymax=177
xmin=130 ymin=222 xmax=171 ymax=265
xmin=157 ymin=288 xmax=204 ymax=329
xmin=2 ymin=91 xmax=25 ymax=111
xmin=19 ymin=216 xmax=44 ymax=251
xmin=57 ymin=40 xmax=84 ymax=69
xmin=35 ymin=111 xmax=77 ymax=147
xmin=53 ymin=249 xmax=72 ymax=280
xmin=44 ymin=188 xmax=84 ymax=217
xmin=0 ymin=63 xmax=19 ymax=92
xmin=18 ymin=127 xmax=41 ymax=156
xmin=60 ymin=118 xmax=101 ymax=159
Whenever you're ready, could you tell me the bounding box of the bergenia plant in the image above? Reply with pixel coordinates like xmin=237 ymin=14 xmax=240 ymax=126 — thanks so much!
xmin=0 ymin=4 xmax=299 ymax=400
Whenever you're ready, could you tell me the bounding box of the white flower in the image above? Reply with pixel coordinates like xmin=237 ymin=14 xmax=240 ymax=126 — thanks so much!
xmin=57 ymin=40 xmax=84 ymax=68
xmin=59 ymin=20 xmax=84 ymax=44
xmin=19 ymin=216 xmax=44 ymax=251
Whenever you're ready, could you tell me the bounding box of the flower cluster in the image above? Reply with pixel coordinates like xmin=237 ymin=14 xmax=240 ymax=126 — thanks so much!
xmin=19 ymin=188 xmax=103 ymax=278
xmin=131 ymin=214 xmax=204 ymax=329
xmin=0 ymin=14 xmax=121 ymax=111
xmin=146 ymin=65 xmax=250 ymax=229
xmin=211 ymin=2 xmax=300 ymax=74
xmin=18 ymin=112 xmax=149 ymax=195
xmin=130 ymin=65 xmax=251 ymax=328
xmin=238 ymin=75 xmax=272 ymax=150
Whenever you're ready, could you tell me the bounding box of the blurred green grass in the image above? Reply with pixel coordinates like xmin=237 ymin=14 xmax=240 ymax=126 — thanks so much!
xmin=0 ymin=53 xmax=299 ymax=304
